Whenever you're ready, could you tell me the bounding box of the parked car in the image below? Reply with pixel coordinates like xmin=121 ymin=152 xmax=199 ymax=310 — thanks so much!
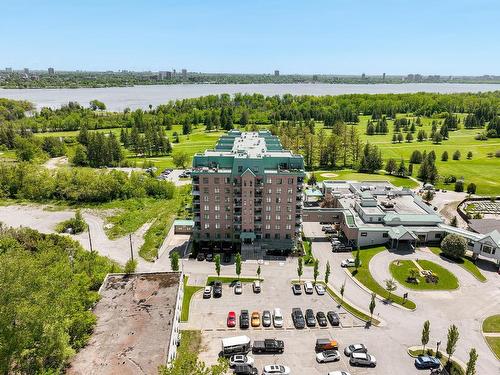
xmin=234 ymin=364 xmax=258 ymax=375
xmin=316 ymin=349 xmax=340 ymax=363
xmin=262 ymin=310 xmax=272 ymax=327
xmin=341 ymin=258 xmax=360 ymax=268
xmin=196 ymin=253 xmax=205 ymax=261
xmin=251 ymin=311 xmax=261 ymax=327
xmin=344 ymin=343 xmax=367 ymax=356
xmin=327 ymin=311 xmax=340 ymax=326
xmin=234 ymin=281 xmax=243 ymax=295
xmin=304 ymin=281 xmax=314 ymax=294
xmin=262 ymin=364 xmax=290 ymax=375
xmin=253 ymin=280 xmax=261 ymax=293
xmin=325 ymin=227 xmax=336 ymax=234
xmin=213 ymin=281 xmax=223 ymax=298
xmin=316 ymin=311 xmax=328 ymax=327
xmin=240 ymin=310 xmax=249 ymax=329
xmin=414 ymin=355 xmax=441 ymax=369
xmin=315 ymin=339 xmax=339 ymax=352
xmin=292 ymin=283 xmax=302 ymax=295
xmin=291 ymin=307 xmax=305 ymax=329
xmin=230 ymin=354 xmax=255 ymax=368
xmin=327 ymin=372 xmax=351 ymax=375
xmin=322 ymin=225 xmax=333 ymax=232
xmin=349 ymin=352 xmax=376 ymax=367
xmin=205 ymin=253 xmax=213 ymax=261
xmin=252 ymin=339 xmax=284 ymax=354
xmin=227 ymin=311 xmax=236 ymax=328
xmin=305 ymin=309 xmax=316 ymax=327
xmin=315 ymin=284 xmax=326 ymax=295
xmin=223 ymin=253 xmax=231 ymax=263
xmin=273 ymin=308 xmax=283 ymax=328
xmin=203 ymin=286 xmax=212 ymax=299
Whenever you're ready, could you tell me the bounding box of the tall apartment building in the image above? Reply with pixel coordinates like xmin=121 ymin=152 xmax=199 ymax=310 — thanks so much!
xmin=48 ymin=67 xmax=55 ymax=75
xmin=192 ymin=130 xmax=305 ymax=254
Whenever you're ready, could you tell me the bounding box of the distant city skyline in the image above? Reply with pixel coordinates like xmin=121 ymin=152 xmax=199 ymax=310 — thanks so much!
xmin=1 ymin=0 xmax=499 ymax=75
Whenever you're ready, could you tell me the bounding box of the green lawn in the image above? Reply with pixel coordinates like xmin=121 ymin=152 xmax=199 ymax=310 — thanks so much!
xmin=483 ymin=314 xmax=500 ymax=333
xmin=181 ymin=276 xmax=203 ymax=322
xmin=348 ymin=247 xmax=417 ymax=309
xmin=390 ymin=259 xmax=458 ymax=290
xmin=205 ymin=276 xmax=260 ymax=285
xmin=485 ymin=337 xmax=500 ymax=360
xmin=429 ymin=247 xmax=486 ymax=282
xmin=312 ymin=169 xmax=419 ymax=188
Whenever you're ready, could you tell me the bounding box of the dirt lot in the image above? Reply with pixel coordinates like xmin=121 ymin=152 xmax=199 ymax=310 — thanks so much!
xmin=67 ymin=273 xmax=181 ymax=375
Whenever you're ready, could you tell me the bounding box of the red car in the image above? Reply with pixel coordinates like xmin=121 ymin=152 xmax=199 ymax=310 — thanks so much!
xmin=227 ymin=311 xmax=236 ymax=327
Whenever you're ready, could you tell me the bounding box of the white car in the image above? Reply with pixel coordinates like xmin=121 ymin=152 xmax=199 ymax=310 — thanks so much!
xmin=262 ymin=364 xmax=291 ymax=375
xmin=341 ymin=258 xmax=359 ymax=268
xmin=304 ymin=281 xmax=314 ymax=294
xmin=229 ymin=354 xmax=254 ymax=368
xmin=234 ymin=281 xmax=242 ymax=295
xmin=315 ymin=284 xmax=325 ymax=295
xmin=316 ymin=349 xmax=340 ymax=363
xmin=273 ymin=308 xmax=283 ymax=328
xmin=328 ymin=372 xmax=351 ymax=375
xmin=344 ymin=343 xmax=367 ymax=356
xmin=350 ymin=352 xmax=376 ymax=367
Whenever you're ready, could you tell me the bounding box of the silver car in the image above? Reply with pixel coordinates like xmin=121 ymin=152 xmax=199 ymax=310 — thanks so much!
xmin=234 ymin=281 xmax=242 ymax=295
xmin=350 ymin=352 xmax=376 ymax=367
xmin=262 ymin=310 xmax=272 ymax=327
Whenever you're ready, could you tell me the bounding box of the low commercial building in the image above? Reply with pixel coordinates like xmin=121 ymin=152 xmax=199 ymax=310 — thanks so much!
xmin=303 ymin=180 xmax=500 ymax=263
xmin=68 ymin=272 xmax=183 ymax=374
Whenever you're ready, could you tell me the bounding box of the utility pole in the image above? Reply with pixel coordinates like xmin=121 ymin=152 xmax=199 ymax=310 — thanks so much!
xmin=129 ymin=234 xmax=134 ymax=261
xmin=88 ymin=226 xmax=93 ymax=253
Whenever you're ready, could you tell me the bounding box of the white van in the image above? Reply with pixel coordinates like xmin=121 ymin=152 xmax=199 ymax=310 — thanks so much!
xmin=273 ymin=308 xmax=283 ymax=328
xmin=221 ymin=335 xmax=251 ymax=357
xmin=304 ymin=281 xmax=314 ymax=294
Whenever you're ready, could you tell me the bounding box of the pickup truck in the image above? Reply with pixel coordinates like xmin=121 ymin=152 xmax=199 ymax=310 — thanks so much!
xmin=252 ymin=339 xmax=285 ymax=354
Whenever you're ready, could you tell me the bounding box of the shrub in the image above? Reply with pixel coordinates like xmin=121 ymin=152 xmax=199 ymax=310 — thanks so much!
xmin=444 ymin=175 xmax=457 ymax=184
xmin=496 ymin=150 xmax=500 ymax=158
xmin=124 ymin=259 xmax=137 ymax=274
xmin=452 ymin=150 xmax=461 ymax=160
xmin=467 ymin=151 xmax=473 ymax=159
xmin=466 ymin=183 xmax=477 ymax=195
xmin=454 ymin=180 xmax=464 ymax=192
xmin=475 ymin=132 xmax=488 ymax=140
xmin=441 ymin=234 xmax=467 ymax=259
xmin=441 ymin=151 xmax=449 ymax=161
xmin=56 ymin=210 xmax=87 ymax=234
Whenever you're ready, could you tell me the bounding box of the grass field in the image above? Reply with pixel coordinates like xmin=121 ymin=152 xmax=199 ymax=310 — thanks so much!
xmin=390 ymin=259 xmax=458 ymax=290
xmin=181 ymin=276 xmax=203 ymax=322
xmin=429 ymin=247 xmax=486 ymax=282
xmin=485 ymin=337 xmax=500 ymax=359
xmin=312 ymin=169 xmax=419 ymax=188
xmin=483 ymin=314 xmax=500 ymax=333
xmin=348 ymin=247 xmax=417 ymax=309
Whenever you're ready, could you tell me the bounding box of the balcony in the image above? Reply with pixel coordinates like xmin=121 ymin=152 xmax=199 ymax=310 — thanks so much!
xmin=193 ymin=190 xmax=200 ymax=196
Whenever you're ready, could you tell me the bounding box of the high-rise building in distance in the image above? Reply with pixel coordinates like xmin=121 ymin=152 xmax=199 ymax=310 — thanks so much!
xmin=192 ymin=130 xmax=305 ymax=255
xmin=274 ymin=70 xmax=280 ymax=76
xmin=48 ymin=67 xmax=55 ymax=75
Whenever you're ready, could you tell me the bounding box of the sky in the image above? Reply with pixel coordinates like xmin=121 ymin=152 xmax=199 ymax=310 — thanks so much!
xmin=2 ymin=0 xmax=499 ymax=75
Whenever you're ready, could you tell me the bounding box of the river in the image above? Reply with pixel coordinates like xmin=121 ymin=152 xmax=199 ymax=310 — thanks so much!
xmin=1 ymin=83 xmax=500 ymax=111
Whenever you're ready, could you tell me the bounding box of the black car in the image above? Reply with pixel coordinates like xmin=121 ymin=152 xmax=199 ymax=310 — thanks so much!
xmin=291 ymin=284 xmax=302 ymax=295
xmin=291 ymin=308 xmax=305 ymax=329
xmin=240 ymin=310 xmax=250 ymax=329
xmin=327 ymin=311 xmax=340 ymax=326
xmin=213 ymin=281 xmax=223 ymax=298
xmin=196 ymin=253 xmax=205 ymax=261
xmin=205 ymin=253 xmax=213 ymax=262
xmin=234 ymin=364 xmax=258 ymax=375
xmin=305 ymin=309 xmax=316 ymax=327
xmin=316 ymin=311 xmax=328 ymax=327
xmin=223 ymin=253 xmax=231 ymax=263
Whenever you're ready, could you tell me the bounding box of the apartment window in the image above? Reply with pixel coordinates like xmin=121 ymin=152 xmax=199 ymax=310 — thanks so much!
xmin=286 ymin=234 xmax=291 ymax=239
xmin=215 ymin=213 xmax=220 ymax=220
xmin=288 ymin=178 xmax=294 ymax=184
xmin=214 ymin=196 xmax=220 ymax=202
xmin=265 ymin=205 xmax=271 ymax=212
xmin=215 ymin=223 xmax=220 ymax=229
xmin=225 ymin=233 xmax=231 ymax=239
xmin=276 ymin=188 xmax=282 ymax=194
xmin=225 ymin=205 xmax=231 ymax=212
xmin=225 ymin=188 xmax=231 ymax=194
xmin=265 ymin=233 xmax=271 ymax=239
xmin=225 ymin=214 xmax=230 ymax=220
xmin=203 ymin=178 xmax=209 ymax=184
xmin=275 ymin=233 xmax=280 ymax=239
xmin=287 ymin=197 xmax=292 ymax=203
xmin=286 ymin=224 xmax=291 ymax=230
xmin=203 ymin=214 xmax=209 ymax=220
xmin=214 ymin=187 xmax=220 ymax=193
xmin=214 ymin=178 xmax=220 ymax=184
xmin=215 ymin=233 xmax=221 ymax=239
xmin=204 ymin=223 xmax=210 ymax=229
xmin=265 ymin=224 xmax=271 ymax=230
xmin=266 ymin=197 xmax=271 ymax=203
xmin=203 ymin=188 xmax=209 ymax=194
xmin=482 ymin=245 xmax=495 ymax=254
xmin=265 ymin=214 xmax=271 ymax=220
xmin=238 ymin=166 xmax=243 ymax=172
xmin=243 ymin=181 xmax=247 ymax=187
xmin=277 ymin=178 xmax=282 ymax=185
xmin=361 ymin=232 xmax=367 ymax=237
xmin=226 ymin=224 xmax=231 ymax=230
xmin=203 ymin=196 xmax=209 ymax=202
xmin=382 ymin=232 xmax=388 ymax=238
xmin=266 ymin=177 xmax=272 ymax=184
xmin=287 ymin=214 xmax=292 ymax=221
xmin=275 ymin=197 xmax=281 ymax=203
xmin=250 ymin=181 xmax=253 ymax=187
xmin=214 ymin=205 xmax=220 ymax=211
xmin=275 ymin=224 xmax=281 ymax=230
xmin=225 ymin=177 xmax=231 ymax=184
xmin=275 ymin=205 xmax=281 ymax=212
xmin=435 ymin=233 xmax=442 ymax=239
xmin=268 ymin=188 xmax=272 ymax=194
xmin=225 ymin=197 xmax=231 ymax=203
xmin=275 ymin=214 xmax=281 ymax=221
xmin=204 ymin=205 xmax=209 ymax=211
xmin=287 ymin=188 xmax=293 ymax=194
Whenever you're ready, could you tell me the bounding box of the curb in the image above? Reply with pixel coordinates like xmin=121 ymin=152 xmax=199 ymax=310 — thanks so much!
xmin=481 ymin=316 xmax=500 ymax=361
xmin=343 ymin=268 xmax=416 ymax=311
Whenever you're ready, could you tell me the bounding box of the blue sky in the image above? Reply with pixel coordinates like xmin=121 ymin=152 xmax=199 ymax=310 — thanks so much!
xmin=2 ymin=0 xmax=499 ymax=75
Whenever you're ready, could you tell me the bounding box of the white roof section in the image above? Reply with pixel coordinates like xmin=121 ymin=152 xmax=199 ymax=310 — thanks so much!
xmin=222 ymin=335 xmax=251 ymax=347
